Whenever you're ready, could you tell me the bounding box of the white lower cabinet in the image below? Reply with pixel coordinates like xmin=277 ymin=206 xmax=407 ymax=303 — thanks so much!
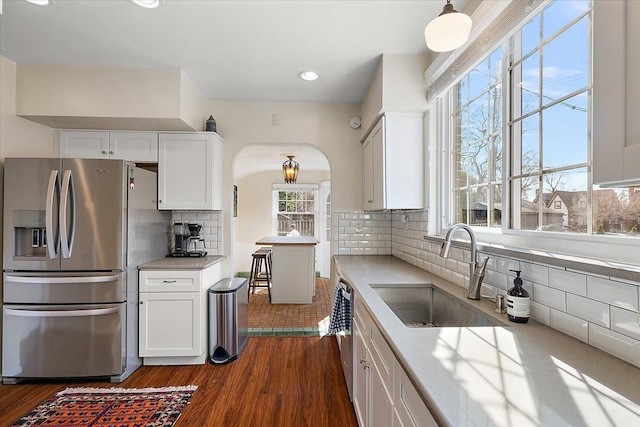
xmin=138 ymin=263 xmax=220 ymax=365
xmin=353 ymin=294 xmax=437 ymax=427
xmin=139 ymin=291 xmax=201 ymax=357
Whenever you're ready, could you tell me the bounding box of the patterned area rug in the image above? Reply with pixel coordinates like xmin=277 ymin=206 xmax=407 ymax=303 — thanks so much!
xmin=11 ymin=386 xmax=197 ymax=427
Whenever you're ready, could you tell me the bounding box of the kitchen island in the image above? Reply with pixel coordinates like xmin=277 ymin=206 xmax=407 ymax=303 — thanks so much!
xmin=335 ymin=255 xmax=640 ymax=427
xmin=256 ymin=236 xmax=316 ymax=304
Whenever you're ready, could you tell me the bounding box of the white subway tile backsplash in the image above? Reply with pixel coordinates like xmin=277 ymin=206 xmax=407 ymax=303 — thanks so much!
xmin=521 ymin=262 xmax=549 ymax=286
xmin=484 ymin=270 xmax=508 ymax=291
xmin=533 ymin=284 xmax=566 ymax=311
xmin=550 ymin=309 xmax=588 ymax=343
xmin=496 ymin=257 xmax=520 ymax=275
xmin=589 ymin=324 xmax=640 ymax=368
xmin=566 ymin=294 xmax=610 ymax=328
xmin=530 ymin=301 xmax=550 ymax=326
xmin=610 ymin=306 xmax=640 ymax=341
xmin=548 ymin=268 xmax=587 ymax=296
xmin=587 ymin=276 xmax=639 ymax=312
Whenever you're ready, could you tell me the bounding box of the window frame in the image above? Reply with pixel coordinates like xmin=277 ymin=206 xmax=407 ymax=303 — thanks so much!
xmin=272 ymin=183 xmax=319 ymax=238
xmin=431 ymin=0 xmax=640 ymax=265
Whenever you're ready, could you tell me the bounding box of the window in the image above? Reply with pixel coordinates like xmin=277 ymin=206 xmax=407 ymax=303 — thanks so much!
xmin=450 ymin=48 xmax=503 ymax=228
xmin=442 ymin=1 xmax=640 ymax=238
xmin=275 ymin=188 xmax=316 ymax=236
xmin=510 ymin=0 xmax=592 ymax=234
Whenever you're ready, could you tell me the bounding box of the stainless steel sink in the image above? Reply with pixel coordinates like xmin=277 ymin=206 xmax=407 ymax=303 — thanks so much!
xmin=371 ymin=283 xmax=504 ymax=328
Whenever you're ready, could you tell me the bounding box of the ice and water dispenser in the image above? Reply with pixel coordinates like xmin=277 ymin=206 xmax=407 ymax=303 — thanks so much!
xmin=12 ymin=210 xmax=49 ymax=258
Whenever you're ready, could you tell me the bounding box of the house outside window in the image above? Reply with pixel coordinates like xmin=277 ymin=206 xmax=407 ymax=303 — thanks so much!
xmin=554 ymin=200 xmax=561 ymax=209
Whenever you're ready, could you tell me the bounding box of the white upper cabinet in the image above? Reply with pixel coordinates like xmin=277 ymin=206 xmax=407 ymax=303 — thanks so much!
xmin=59 ymin=130 xmax=158 ymax=162
xmin=593 ymin=1 xmax=640 ymax=186
xmin=362 ymin=114 xmax=424 ymax=211
xmin=158 ymin=132 xmax=223 ymax=210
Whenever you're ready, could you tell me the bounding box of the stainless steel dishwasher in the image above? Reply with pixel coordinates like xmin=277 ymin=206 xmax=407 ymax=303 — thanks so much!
xmin=337 ymin=277 xmax=354 ymax=401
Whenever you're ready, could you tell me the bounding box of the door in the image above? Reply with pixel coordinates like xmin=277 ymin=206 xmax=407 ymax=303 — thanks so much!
xmin=2 ymin=303 xmax=125 ymax=379
xmin=59 ymin=131 xmax=110 ymax=159
xmin=110 ymin=132 xmax=158 ymax=162
xmin=3 ymin=158 xmax=62 ymax=271
xmin=139 ymin=292 xmax=201 ymax=357
xmin=60 ymin=158 xmax=126 ymax=271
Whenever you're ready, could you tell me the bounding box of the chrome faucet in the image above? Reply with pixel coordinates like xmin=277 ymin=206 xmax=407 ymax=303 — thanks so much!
xmin=439 ymin=223 xmax=488 ymax=300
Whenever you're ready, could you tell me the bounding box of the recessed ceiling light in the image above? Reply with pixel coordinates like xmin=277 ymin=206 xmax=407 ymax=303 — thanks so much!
xmin=25 ymin=0 xmax=52 ymax=5
xmin=298 ymin=71 xmax=319 ymax=81
xmin=128 ymin=0 xmax=161 ymax=9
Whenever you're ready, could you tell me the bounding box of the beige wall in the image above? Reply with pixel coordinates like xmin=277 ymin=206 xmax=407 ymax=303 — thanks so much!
xmin=233 ymin=169 xmax=330 ymax=273
xmin=209 ymin=100 xmax=362 ymax=276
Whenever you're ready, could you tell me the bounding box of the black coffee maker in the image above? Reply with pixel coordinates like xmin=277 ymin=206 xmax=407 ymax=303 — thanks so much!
xmin=171 ymin=222 xmax=189 ymax=256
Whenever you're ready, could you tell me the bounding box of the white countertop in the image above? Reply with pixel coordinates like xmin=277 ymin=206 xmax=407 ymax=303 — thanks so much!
xmin=256 ymin=236 xmax=317 ymax=245
xmin=138 ymin=255 xmax=225 ymax=270
xmin=335 ymin=255 xmax=640 ymax=427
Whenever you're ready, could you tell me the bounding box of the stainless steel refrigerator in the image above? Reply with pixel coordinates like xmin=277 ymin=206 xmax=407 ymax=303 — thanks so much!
xmin=2 ymin=158 xmax=169 ymax=384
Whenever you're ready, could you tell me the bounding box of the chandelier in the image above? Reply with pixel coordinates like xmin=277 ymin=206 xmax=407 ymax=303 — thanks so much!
xmin=282 ymin=155 xmax=299 ymax=184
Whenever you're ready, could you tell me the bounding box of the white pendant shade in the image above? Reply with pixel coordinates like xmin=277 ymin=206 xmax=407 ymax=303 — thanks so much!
xmin=425 ymin=4 xmax=472 ymax=53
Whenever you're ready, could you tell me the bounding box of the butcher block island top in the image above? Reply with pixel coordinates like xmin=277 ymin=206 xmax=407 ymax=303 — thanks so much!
xmin=138 ymin=255 xmax=225 ymax=270
xmin=256 ymin=236 xmax=317 ymax=246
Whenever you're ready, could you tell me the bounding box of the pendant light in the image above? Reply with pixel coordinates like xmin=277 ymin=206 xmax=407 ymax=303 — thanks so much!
xmin=424 ymin=0 xmax=472 ymax=53
xmin=283 ymin=156 xmax=299 ymax=184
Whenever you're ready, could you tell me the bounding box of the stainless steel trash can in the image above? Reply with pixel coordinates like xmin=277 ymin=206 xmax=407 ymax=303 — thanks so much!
xmin=208 ymin=278 xmax=249 ymax=364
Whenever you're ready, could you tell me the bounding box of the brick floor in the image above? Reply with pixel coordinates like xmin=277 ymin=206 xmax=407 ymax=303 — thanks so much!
xmin=248 ymin=277 xmax=332 ymax=336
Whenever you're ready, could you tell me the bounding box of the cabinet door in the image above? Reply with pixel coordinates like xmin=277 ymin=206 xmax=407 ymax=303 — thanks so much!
xmin=158 ymin=133 xmax=221 ymax=210
xmin=60 ymin=130 xmax=110 ymax=159
xmin=110 ymin=132 xmax=158 ymax=162
xmin=353 ymin=318 xmax=369 ymax=427
xmin=363 ymin=120 xmax=385 ymax=211
xmin=371 ymin=359 xmax=393 ymax=427
xmin=139 ymin=292 xmax=201 ymax=357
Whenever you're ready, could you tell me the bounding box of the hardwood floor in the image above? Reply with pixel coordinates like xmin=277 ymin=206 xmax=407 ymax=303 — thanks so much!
xmin=0 ymin=336 xmax=358 ymax=427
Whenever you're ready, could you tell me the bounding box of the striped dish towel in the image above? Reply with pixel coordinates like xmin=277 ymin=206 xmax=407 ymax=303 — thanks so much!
xmin=329 ymin=282 xmax=351 ymax=334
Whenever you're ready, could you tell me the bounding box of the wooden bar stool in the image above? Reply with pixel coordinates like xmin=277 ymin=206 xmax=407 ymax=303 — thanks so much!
xmin=248 ymin=248 xmax=272 ymax=301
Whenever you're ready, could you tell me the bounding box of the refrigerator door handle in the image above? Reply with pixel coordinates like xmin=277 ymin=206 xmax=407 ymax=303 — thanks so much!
xmin=60 ymin=169 xmax=77 ymax=259
xmin=5 ymin=274 xmax=120 ymax=284
xmin=45 ymin=169 xmax=60 ymax=259
xmin=5 ymin=307 xmax=118 ymax=318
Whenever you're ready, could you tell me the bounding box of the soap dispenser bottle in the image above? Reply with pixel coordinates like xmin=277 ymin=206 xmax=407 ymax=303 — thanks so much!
xmin=507 ymin=270 xmax=529 ymax=323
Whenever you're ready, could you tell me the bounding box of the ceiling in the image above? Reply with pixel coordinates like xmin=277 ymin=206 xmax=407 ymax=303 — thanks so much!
xmin=0 ymin=0 xmax=469 ymax=105
xmin=0 ymin=0 xmax=471 ymax=179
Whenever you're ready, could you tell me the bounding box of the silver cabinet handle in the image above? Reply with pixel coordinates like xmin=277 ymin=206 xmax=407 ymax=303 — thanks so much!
xmin=109 ymin=150 xmax=114 ymax=155
xmin=140 ymin=301 xmax=144 ymax=305
xmin=101 ymin=150 xmax=107 ymax=154
xmin=163 ymin=280 xmax=177 ymax=283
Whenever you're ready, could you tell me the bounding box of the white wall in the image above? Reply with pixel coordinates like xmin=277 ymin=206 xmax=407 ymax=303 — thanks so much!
xmin=234 ymin=169 xmax=330 ymax=273
xmin=208 ymin=100 xmax=362 ymax=277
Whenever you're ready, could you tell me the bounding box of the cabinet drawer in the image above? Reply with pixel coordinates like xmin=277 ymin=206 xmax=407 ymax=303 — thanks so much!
xmin=139 ymin=270 xmax=201 ymax=292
